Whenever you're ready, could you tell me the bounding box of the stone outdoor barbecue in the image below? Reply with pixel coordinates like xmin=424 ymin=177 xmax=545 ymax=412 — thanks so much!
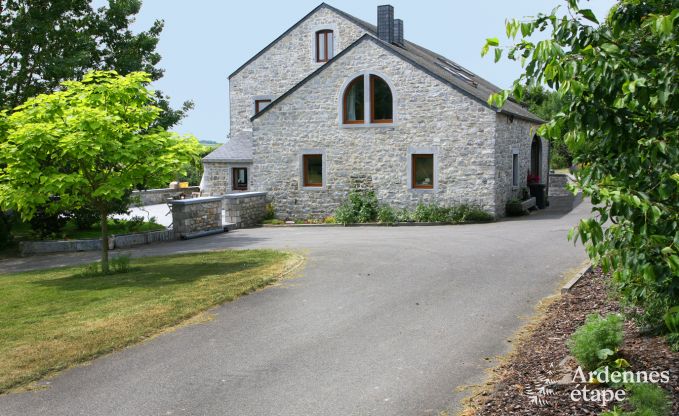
xmin=201 ymin=3 xmax=548 ymax=219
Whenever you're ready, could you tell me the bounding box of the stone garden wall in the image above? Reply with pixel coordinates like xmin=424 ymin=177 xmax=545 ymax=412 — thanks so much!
xmin=222 ymin=192 xmax=268 ymax=229
xmin=132 ymin=186 xmax=200 ymax=206
xmin=170 ymin=197 xmax=223 ymax=237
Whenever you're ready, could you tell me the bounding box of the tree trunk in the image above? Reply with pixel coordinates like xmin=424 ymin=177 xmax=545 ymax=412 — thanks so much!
xmin=100 ymin=210 xmax=109 ymax=274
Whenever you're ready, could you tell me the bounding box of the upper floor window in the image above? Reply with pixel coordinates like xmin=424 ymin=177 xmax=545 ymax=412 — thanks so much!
xmin=343 ymin=76 xmax=364 ymax=124
xmin=255 ymin=99 xmax=271 ymax=113
xmin=370 ymin=75 xmax=393 ymax=123
xmin=316 ymin=30 xmax=334 ymax=62
xmin=342 ymin=73 xmax=393 ymax=125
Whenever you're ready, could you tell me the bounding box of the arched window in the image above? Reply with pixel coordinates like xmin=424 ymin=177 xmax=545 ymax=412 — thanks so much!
xmin=343 ymin=76 xmax=364 ymax=124
xmin=341 ymin=73 xmax=394 ymax=125
xmin=315 ymin=30 xmax=333 ymax=62
xmin=370 ymin=75 xmax=393 ymax=123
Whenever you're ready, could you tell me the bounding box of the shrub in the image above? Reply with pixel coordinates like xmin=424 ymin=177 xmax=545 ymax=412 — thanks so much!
xmin=72 ymin=207 xmax=100 ymax=230
xmin=396 ymin=208 xmax=413 ymax=222
xmin=334 ymin=203 xmax=356 ymax=225
xmin=0 ymin=210 xmax=13 ymax=249
xmin=506 ymin=199 xmax=526 ymax=217
xmin=334 ymin=190 xmax=379 ymax=224
xmin=323 ymin=216 xmax=336 ymax=224
xmin=454 ymin=205 xmax=494 ymax=223
xmin=264 ymin=203 xmax=275 ymax=220
xmin=626 ymin=383 xmax=670 ymax=416
xmin=29 ymin=207 xmax=71 ymax=239
xmin=377 ymin=205 xmax=397 ymax=224
xmin=412 ymin=203 xmax=449 ymax=223
xmin=110 ymin=255 xmax=131 ymax=274
xmin=667 ymin=333 xmax=679 ymax=352
xmin=567 ymin=313 xmax=624 ymax=370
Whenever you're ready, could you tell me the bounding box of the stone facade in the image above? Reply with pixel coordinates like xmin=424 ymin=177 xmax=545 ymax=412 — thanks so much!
xmin=229 ymin=6 xmax=367 ymax=135
xmin=170 ymin=197 xmax=223 ymax=236
xmin=252 ymin=40 xmax=509 ymax=219
xmin=493 ymin=114 xmax=548 ymax=216
xmin=202 ymin=162 xmax=253 ymax=196
xmin=222 ymin=192 xmax=268 ymax=228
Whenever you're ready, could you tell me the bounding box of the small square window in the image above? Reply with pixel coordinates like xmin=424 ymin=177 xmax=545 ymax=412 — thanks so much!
xmin=255 ymin=99 xmax=271 ymax=113
xmin=303 ymin=154 xmax=323 ymax=187
xmin=412 ymin=154 xmax=434 ymax=189
xmin=232 ymin=167 xmax=248 ymax=191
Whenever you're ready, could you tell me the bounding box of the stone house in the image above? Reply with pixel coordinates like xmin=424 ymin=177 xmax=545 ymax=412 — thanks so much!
xmin=202 ymin=3 xmax=548 ymax=219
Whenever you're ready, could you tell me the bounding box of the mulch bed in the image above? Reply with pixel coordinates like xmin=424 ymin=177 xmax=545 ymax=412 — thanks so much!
xmin=464 ymin=268 xmax=679 ymax=416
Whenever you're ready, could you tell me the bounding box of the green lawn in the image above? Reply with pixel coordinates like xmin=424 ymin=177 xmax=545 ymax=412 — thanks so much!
xmin=0 ymin=249 xmax=301 ymax=393
xmin=11 ymin=218 xmax=166 ymax=241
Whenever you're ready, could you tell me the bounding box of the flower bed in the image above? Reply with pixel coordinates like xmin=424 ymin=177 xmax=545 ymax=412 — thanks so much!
xmin=461 ymin=269 xmax=678 ymax=415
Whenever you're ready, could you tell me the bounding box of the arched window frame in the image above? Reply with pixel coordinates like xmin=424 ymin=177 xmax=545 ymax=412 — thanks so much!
xmin=338 ymin=71 xmax=396 ymax=128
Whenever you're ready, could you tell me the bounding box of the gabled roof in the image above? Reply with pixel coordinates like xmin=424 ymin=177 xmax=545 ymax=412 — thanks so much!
xmin=203 ymin=133 xmax=253 ymax=163
xmin=245 ymin=3 xmax=542 ymax=124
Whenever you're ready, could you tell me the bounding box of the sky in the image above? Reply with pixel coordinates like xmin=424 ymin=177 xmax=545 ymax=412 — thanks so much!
xmin=95 ymin=0 xmax=616 ymax=142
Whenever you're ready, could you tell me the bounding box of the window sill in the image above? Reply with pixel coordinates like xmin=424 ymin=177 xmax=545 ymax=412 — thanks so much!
xmin=409 ymin=187 xmax=435 ymax=193
xmin=302 ymin=185 xmax=325 ymax=191
xmin=340 ymin=122 xmax=396 ymax=129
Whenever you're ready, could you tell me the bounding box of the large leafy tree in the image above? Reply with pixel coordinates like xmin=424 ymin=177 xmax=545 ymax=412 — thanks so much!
xmin=0 ymin=71 xmax=200 ymax=272
xmin=484 ymin=0 xmax=679 ymax=328
xmin=0 ymin=0 xmax=191 ymax=128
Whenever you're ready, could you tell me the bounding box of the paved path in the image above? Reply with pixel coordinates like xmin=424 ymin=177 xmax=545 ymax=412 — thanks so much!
xmin=0 ymin=203 xmax=590 ymax=415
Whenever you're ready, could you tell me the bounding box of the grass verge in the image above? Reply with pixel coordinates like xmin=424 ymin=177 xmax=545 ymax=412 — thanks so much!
xmin=0 ymin=249 xmax=302 ymax=393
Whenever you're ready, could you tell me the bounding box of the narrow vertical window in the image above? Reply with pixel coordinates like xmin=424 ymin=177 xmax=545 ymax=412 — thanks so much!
xmin=412 ymin=154 xmax=434 ymax=189
xmin=316 ymin=30 xmax=333 ymax=63
xmin=303 ymin=154 xmax=323 ymax=187
xmin=512 ymin=152 xmax=519 ymax=187
xmin=255 ymin=99 xmax=271 ymax=113
xmin=370 ymin=75 xmax=393 ymax=123
xmin=343 ymin=76 xmax=364 ymax=124
xmin=232 ymin=167 xmax=248 ymax=191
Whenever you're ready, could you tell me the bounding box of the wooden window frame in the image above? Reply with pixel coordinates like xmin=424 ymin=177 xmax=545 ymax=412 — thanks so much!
xmin=254 ymin=99 xmax=272 ymax=114
xmin=342 ymin=76 xmax=364 ymax=125
xmin=303 ymin=154 xmax=323 ymax=187
xmin=370 ymin=75 xmax=393 ymax=124
xmin=315 ymin=30 xmax=333 ymax=63
xmin=232 ymin=167 xmax=248 ymax=191
xmin=412 ymin=154 xmax=434 ymax=189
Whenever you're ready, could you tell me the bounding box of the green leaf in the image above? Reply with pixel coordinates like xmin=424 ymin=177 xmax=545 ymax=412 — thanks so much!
xmin=597 ymin=348 xmax=615 ymax=360
xmin=578 ymin=9 xmax=599 ymax=24
xmin=494 ymin=48 xmax=503 ymax=63
xmin=486 ymin=37 xmax=500 ymax=47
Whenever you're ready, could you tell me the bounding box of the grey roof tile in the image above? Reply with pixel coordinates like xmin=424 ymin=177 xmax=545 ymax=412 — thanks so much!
xmin=203 ymin=133 xmax=253 ymax=163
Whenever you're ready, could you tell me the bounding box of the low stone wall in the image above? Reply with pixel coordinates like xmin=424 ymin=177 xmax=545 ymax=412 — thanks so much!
xmin=222 ymin=192 xmax=268 ymax=229
xmin=132 ymin=186 xmax=200 ymax=206
xmin=549 ymin=173 xmax=582 ymax=211
xmin=170 ymin=196 xmax=223 ymax=237
xmin=19 ymin=229 xmax=177 ymax=256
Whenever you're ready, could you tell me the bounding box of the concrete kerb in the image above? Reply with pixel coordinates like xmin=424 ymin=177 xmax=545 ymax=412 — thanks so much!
xmin=561 ymin=261 xmax=592 ymax=294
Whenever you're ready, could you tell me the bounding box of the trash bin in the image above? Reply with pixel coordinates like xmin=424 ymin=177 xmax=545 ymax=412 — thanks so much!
xmin=529 ymin=184 xmax=547 ymax=209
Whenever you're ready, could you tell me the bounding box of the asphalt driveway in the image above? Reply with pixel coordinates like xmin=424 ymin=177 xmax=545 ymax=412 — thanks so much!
xmin=0 ymin=203 xmax=590 ymax=415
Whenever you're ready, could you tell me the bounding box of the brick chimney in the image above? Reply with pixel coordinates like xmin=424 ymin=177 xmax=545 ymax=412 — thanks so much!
xmin=377 ymin=5 xmax=394 ymax=43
